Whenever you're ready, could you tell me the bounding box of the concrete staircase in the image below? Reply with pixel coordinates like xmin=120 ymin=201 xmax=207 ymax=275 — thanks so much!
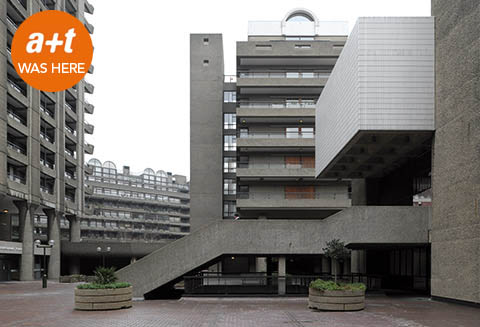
xmin=116 ymin=206 xmax=430 ymax=297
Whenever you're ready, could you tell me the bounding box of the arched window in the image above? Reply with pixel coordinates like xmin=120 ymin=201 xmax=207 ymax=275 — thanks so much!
xmin=286 ymin=14 xmax=313 ymax=22
xmin=88 ymin=158 xmax=102 ymax=166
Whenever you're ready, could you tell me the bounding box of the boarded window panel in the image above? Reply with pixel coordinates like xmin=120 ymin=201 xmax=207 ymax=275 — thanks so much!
xmin=285 ymin=156 xmax=301 ymax=168
xmin=285 ymin=186 xmax=315 ymax=199
xmin=302 ymin=156 xmax=315 ymax=168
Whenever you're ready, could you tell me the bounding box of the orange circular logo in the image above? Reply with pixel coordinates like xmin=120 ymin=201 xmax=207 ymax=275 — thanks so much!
xmin=11 ymin=10 xmax=93 ymax=92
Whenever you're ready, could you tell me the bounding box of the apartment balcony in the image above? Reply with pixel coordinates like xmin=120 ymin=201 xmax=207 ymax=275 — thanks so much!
xmin=64 ymin=172 xmax=77 ymax=187
xmin=84 ymin=164 xmax=93 ymax=175
xmin=64 ymin=126 xmax=78 ymax=141
xmin=7 ymin=78 xmax=28 ymax=104
xmin=84 ymin=101 xmax=94 ymax=114
xmin=7 ymin=142 xmax=28 ymax=165
xmin=84 ymin=121 xmax=94 ymax=134
xmin=84 ymin=0 xmax=94 ymax=14
xmin=237 ymin=100 xmax=315 ymax=118
xmin=236 ymin=191 xmax=351 ymax=210
xmin=88 ymin=64 xmax=94 ymax=74
xmin=237 ymin=41 xmax=343 ymax=59
xmin=84 ymin=143 xmax=94 ymax=154
xmin=39 ymin=161 xmax=56 ymax=178
xmin=84 ymin=82 xmax=94 ymax=94
xmin=84 ymin=18 xmax=94 ymax=34
xmin=85 ymin=184 xmax=93 ymax=195
xmin=237 ymin=71 xmax=328 ymax=92
xmin=237 ymin=131 xmax=314 ymax=150
xmin=40 ymin=189 xmax=56 ymax=204
xmin=236 ymin=163 xmax=315 ymax=179
xmin=7 ymin=110 xmax=28 ymax=135
xmin=8 ymin=0 xmax=27 ymax=22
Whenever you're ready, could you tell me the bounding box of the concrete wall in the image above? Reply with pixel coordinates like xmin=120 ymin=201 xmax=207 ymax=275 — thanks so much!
xmin=316 ymin=17 xmax=435 ymax=177
xmin=431 ymin=0 xmax=480 ymax=304
xmin=117 ymin=206 xmax=431 ymax=297
xmin=190 ymin=34 xmax=224 ymax=231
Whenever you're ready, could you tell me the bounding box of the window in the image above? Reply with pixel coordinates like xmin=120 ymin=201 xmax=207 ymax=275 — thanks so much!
xmin=223 ymin=201 xmax=236 ymax=218
xmin=224 ymin=179 xmax=236 ymax=195
xmin=203 ymin=60 xmax=209 ymax=66
xmin=223 ymin=157 xmax=236 ymax=173
xmin=285 ymin=186 xmax=315 ymax=199
xmin=203 ymin=37 xmax=209 ymax=45
xmin=223 ymin=91 xmax=236 ymax=103
xmin=224 ymin=113 xmax=236 ymax=129
xmin=224 ymin=135 xmax=236 ymax=151
xmin=285 ymin=156 xmax=315 ymax=168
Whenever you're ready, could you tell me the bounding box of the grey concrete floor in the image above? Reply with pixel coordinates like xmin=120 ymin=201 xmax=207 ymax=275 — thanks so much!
xmin=0 ymin=281 xmax=479 ymax=327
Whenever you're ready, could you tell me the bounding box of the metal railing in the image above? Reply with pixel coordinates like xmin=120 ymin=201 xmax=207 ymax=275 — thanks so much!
xmin=7 ymin=110 xmax=27 ymax=126
xmin=7 ymin=141 xmax=26 ymax=155
xmin=184 ymin=273 xmax=375 ymax=295
xmin=40 ymin=104 xmax=54 ymax=118
xmin=65 ymin=149 xmax=77 ymax=159
xmin=65 ymin=172 xmax=76 ymax=180
xmin=236 ymin=191 xmax=349 ymax=200
xmin=40 ymin=132 xmax=54 ymax=144
xmin=40 ymin=186 xmax=54 ymax=195
xmin=8 ymin=173 xmax=26 ymax=184
xmin=238 ymin=71 xmax=330 ymax=79
xmin=238 ymin=162 xmax=315 ymax=169
xmin=65 ymin=125 xmax=77 ymax=136
xmin=8 ymin=78 xmax=26 ymax=96
xmin=238 ymin=100 xmax=316 ymax=109
xmin=238 ymin=131 xmax=314 ymax=139
xmin=40 ymin=159 xmax=55 ymax=170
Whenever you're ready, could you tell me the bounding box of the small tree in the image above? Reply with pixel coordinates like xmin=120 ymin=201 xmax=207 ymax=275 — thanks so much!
xmin=94 ymin=266 xmax=117 ymax=285
xmin=322 ymin=239 xmax=350 ymax=283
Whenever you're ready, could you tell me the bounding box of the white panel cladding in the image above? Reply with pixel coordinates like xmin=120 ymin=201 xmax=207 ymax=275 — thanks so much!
xmin=315 ymin=17 xmax=434 ymax=177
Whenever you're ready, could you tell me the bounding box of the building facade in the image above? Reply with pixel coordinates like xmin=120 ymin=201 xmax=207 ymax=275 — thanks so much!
xmin=0 ymin=0 xmax=95 ymax=281
xmin=83 ymin=158 xmax=190 ymax=243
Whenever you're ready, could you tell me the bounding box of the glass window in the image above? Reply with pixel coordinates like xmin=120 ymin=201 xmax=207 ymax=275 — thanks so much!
xmin=224 ymin=135 xmax=236 ymax=151
xmin=223 ymin=157 xmax=236 ymax=173
xmin=223 ymin=201 xmax=236 ymax=218
xmin=224 ymin=113 xmax=236 ymax=129
xmin=224 ymin=91 xmax=236 ymax=103
xmin=223 ymin=178 xmax=236 ymax=195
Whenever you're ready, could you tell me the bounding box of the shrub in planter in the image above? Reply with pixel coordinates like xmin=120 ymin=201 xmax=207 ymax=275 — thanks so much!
xmin=308 ymin=279 xmax=366 ymax=311
xmin=75 ymin=267 xmax=132 ymax=311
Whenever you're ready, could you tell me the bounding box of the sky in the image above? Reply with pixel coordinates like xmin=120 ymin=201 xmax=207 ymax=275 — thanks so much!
xmin=85 ymin=0 xmax=431 ymax=178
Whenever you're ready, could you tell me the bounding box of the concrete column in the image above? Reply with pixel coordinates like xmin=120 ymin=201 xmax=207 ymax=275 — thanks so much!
xmin=278 ymin=256 xmax=286 ymax=295
xmin=321 ymin=255 xmax=331 ymax=274
xmin=255 ymin=257 xmax=267 ymax=273
xmin=44 ymin=209 xmax=61 ymax=280
xmin=14 ymin=201 xmax=36 ymax=281
xmin=67 ymin=215 xmax=80 ymax=242
xmin=351 ymin=250 xmax=360 ymax=273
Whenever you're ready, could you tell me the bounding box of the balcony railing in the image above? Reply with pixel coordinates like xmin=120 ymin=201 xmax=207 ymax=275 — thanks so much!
xmin=65 ymin=125 xmax=77 ymax=136
xmin=65 ymin=195 xmax=75 ymax=202
xmin=7 ymin=141 xmax=26 ymax=155
xmin=40 ymin=158 xmax=55 ymax=170
xmin=8 ymin=78 xmax=26 ymax=96
xmin=238 ymin=162 xmax=315 ymax=169
xmin=8 ymin=173 xmax=26 ymax=184
xmin=65 ymin=102 xmax=76 ymax=113
xmin=238 ymin=131 xmax=314 ymax=139
xmin=40 ymin=132 xmax=54 ymax=144
xmin=65 ymin=149 xmax=77 ymax=159
xmin=40 ymin=186 xmax=54 ymax=195
xmin=7 ymin=110 xmax=27 ymax=126
xmin=40 ymin=104 xmax=54 ymax=118
xmin=65 ymin=172 xmax=76 ymax=180
xmin=238 ymin=100 xmax=316 ymax=109
xmin=237 ymin=191 xmax=349 ymax=200
xmin=238 ymin=71 xmax=330 ymax=79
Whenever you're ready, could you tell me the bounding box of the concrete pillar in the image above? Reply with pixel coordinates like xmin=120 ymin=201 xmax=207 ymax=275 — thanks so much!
xmin=67 ymin=215 xmax=80 ymax=242
xmin=44 ymin=209 xmax=61 ymax=280
xmin=321 ymin=255 xmax=331 ymax=274
xmin=278 ymin=256 xmax=286 ymax=295
xmin=14 ymin=201 xmax=36 ymax=281
xmin=351 ymin=250 xmax=359 ymax=273
xmin=255 ymin=257 xmax=267 ymax=273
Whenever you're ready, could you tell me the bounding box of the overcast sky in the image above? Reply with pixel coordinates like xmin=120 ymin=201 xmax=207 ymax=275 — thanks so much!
xmin=85 ymin=0 xmax=430 ymax=178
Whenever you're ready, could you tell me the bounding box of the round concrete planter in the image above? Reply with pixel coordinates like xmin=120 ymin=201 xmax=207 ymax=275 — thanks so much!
xmin=75 ymin=286 xmax=132 ymax=311
xmin=308 ymin=288 xmax=365 ymax=311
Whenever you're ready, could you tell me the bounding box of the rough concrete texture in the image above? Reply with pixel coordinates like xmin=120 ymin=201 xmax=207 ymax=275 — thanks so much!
xmin=1 ymin=282 xmax=480 ymax=327
xmin=431 ymin=0 xmax=480 ymax=304
xmin=117 ymin=206 xmax=430 ymax=297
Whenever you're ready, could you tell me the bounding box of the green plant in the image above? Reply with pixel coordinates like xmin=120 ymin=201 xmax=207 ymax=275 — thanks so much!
xmin=77 ymin=282 xmax=131 ymax=289
xmin=309 ymin=279 xmax=366 ymax=291
xmin=93 ymin=266 xmax=117 ymax=285
xmin=322 ymin=239 xmax=351 ymax=283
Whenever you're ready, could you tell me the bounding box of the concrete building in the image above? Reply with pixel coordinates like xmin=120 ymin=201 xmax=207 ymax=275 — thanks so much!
xmin=118 ymin=11 xmax=434 ymax=299
xmin=59 ymin=159 xmax=190 ymax=274
xmin=0 ymin=0 xmax=95 ymax=281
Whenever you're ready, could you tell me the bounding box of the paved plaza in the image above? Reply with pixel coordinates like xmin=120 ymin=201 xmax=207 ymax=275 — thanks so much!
xmin=0 ymin=281 xmax=479 ymax=327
